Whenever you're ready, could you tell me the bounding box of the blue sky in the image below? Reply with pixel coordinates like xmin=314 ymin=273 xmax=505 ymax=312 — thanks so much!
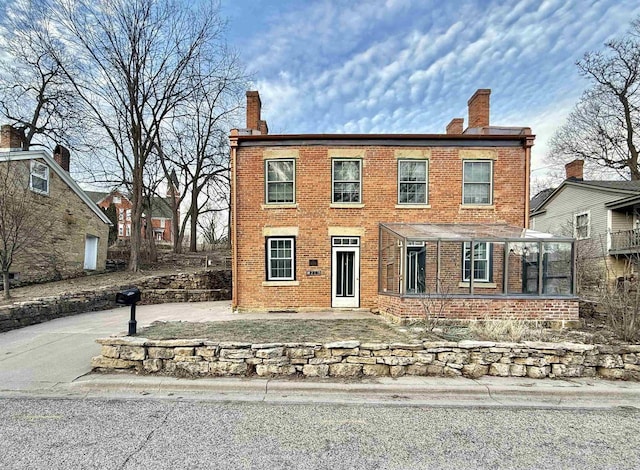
xmin=220 ymin=0 xmax=640 ymax=182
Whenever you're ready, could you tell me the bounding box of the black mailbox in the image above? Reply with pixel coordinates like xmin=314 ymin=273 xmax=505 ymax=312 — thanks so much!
xmin=116 ymin=288 xmax=141 ymax=335
xmin=116 ymin=288 xmax=141 ymax=305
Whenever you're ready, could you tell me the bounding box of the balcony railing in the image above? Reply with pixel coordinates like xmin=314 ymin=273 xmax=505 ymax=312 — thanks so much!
xmin=610 ymin=228 xmax=640 ymax=253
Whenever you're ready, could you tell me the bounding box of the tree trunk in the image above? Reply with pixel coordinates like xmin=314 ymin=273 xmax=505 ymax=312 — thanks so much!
xmin=129 ymin=166 xmax=144 ymax=272
xmin=189 ymin=209 xmax=198 ymax=252
xmin=2 ymin=271 xmax=10 ymax=299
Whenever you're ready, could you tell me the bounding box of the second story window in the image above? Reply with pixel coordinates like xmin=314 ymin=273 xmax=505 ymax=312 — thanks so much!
xmin=30 ymin=161 xmax=49 ymax=195
xmin=398 ymin=160 xmax=428 ymax=204
xmin=574 ymin=212 xmax=590 ymax=239
xmin=265 ymin=159 xmax=295 ymax=203
xmin=332 ymin=159 xmax=361 ymax=203
xmin=463 ymin=160 xmax=492 ymax=205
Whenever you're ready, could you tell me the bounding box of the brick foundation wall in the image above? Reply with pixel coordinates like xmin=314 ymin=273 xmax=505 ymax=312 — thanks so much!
xmin=378 ymin=294 xmax=579 ymax=323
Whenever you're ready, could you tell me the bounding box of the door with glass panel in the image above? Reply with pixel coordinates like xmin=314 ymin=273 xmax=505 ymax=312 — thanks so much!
xmin=331 ymin=237 xmax=360 ymax=308
xmin=406 ymin=243 xmax=426 ymax=294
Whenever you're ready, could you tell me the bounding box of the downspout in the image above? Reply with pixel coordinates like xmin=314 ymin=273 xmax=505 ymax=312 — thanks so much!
xmin=230 ymin=130 xmax=239 ymax=309
xmin=523 ymin=132 xmax=535 ymax=228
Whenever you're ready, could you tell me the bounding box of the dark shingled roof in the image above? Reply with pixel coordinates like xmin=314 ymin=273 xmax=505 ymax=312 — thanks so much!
xmin=575 ymin=180 xmax=640 ymax=191
xmin=530 ymin=179 xmax=640 ymax=214
xmin=529 ymin=187 xmax=555 ymax=212
xmin=83 ymin=190 xmax=173 ymax=219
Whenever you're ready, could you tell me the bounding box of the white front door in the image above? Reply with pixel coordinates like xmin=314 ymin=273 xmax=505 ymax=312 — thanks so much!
xmin=84 ymin=235 xmax=99 ymax=270
xmin=331 ymin=237 xmax=360 ymax=308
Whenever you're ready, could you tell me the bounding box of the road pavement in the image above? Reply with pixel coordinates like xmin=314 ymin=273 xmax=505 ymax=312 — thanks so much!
xmin=1 ymin=396 xmax=639 ymax=469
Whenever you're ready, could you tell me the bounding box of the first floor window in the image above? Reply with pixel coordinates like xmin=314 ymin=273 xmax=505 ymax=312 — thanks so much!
xmin=266 ymin=159 xmax=295 ymax=203
xmin=118 ymin=224 xmax=124 ymax=236
xmin=333 ymin=159 xmax=361 ymax=203
xmin=398 ymin=160 xmax=428 ymax=204
xmin=267 ymin=237 xmax=295 ymax=280
xmin=30 ymin=160 xmax=49 ymax=195
xmin=463 ymin=160 xmax=492 ymax=205
xmin=463 ymin=242 xmax=491 ymax=282
xmin=574 ymin=212 xmax=590 ymax=239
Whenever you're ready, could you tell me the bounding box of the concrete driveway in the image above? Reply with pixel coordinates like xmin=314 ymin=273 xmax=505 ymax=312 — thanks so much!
xmin=0 ymin=301 xmax=375 ymax=392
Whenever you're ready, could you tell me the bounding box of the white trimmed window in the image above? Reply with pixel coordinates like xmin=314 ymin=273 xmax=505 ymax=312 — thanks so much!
xmin=265 ymin=159 xmax=295 ymax=203
xmin=574 ymin=212 xmax=590 ymax=239
xmin=398 ymin=160 xmax=428 ymax=204
xmin=112 ymin=196 xmax=121 ymax=204
xmin=126 ymin=224 xmax=131 ymax=237
xmin=332 ymin=159 xmax=361 ymax=203
xmin=30 ymin=161 xmax=49 ymax=195
xmin=118 ymin=224 xmax=124 ymax=236
xmin=126 ymin=209 xmax=131 ymax=221
xmin=463 ymin=242 xmax=491 ymax=282
xmin=266 ymin=237 xmax=295 ymax=280
xmin=463 ymin=160 xmax=492 ymax=205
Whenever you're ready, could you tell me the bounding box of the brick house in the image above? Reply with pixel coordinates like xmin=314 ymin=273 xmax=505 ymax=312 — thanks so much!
xmin=86 ymin=189 xmax=176 ymax=244
xmin=230 ymin=91 xmax=578 ymax=323
xmin=0 ymin=125 xmax=111 ymax=285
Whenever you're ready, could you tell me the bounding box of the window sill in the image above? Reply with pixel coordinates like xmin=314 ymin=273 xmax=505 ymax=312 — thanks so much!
xmin=330 ymin=203 xmax=365 ymax=209
xmin=459 ymin=204 xmax=494 ymax=210
xmin=458 ymin=282 xmax=497 ymax=289
xmin=395 ymin=204 xmax=431 ymax=209
xmin=261 ymin=203 xmax=298 ymax=209
xmin=262 ymin=280 xmax=300 ymax=287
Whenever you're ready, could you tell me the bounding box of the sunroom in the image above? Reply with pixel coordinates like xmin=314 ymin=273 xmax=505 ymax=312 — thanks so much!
xmin=378 ymin=223 xmax=579 ymax=322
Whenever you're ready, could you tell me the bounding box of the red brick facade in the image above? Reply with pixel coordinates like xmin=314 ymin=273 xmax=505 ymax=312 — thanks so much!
xmin=95 ymin=191 xmax=173 ymax=243
xmin=231 ymin=90 xmax=577 ymax=321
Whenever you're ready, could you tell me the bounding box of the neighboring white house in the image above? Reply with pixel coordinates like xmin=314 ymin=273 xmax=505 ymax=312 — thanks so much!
xmin=531 ymin=159 xmax=640 ymax=279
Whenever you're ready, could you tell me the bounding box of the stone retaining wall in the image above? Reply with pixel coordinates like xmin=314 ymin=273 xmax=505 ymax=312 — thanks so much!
xmin=92 ymin=337 xmax=640 ymax=381
xmin=0 ymin=270 xmax=231 ymax=333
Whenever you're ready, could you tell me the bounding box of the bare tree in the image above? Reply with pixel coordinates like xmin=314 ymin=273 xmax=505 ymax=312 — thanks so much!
xmin=0 ymin=0 xmax=80 ymax=150
xmin=0 ymin=160 xmax=51 ymax=298
xmin=46 ymin=0 xmax=228 ymax=270
xmin=158 ymin=51 xmax=245 ymax=252
xmin=549 ymin=18 xmax=640 ymax=179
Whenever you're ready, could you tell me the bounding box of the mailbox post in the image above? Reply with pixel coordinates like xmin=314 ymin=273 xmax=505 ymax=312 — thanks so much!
xmin=116 ymin=288 xmax=141 ymax=336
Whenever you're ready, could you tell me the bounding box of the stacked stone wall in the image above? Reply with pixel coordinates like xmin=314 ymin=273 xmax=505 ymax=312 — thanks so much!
xmin=92 ymin=337 xmax=640 ymax=381
xmin=0 ymin=270 xmax=231 ymax=333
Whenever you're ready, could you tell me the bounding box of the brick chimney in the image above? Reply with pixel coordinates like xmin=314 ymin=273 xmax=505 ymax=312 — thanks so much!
xmin=565 ymin=159 xmax=584 ymax=181
xmin=467 ymin=89 xmax=491 ymax=128
xmin=246 ymin=91 xmax=260 ymax=129
xmin=53 ymin=145 xmax=70 ymax=172
xmin=446 ymin=118 xmax=464 ymax=134
xmin=0 ymin=124 xmax=24 ymax=150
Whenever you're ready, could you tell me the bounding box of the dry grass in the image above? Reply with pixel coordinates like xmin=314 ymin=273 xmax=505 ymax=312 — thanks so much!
xmin=468 ymin=319 xmax=546 ymax=342
xmin=139 ymin=319 xmax=414 ymax=343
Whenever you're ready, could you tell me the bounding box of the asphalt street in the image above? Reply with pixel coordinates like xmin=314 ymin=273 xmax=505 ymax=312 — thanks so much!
xmin=1 ymin=396 xmax=639 ymax=470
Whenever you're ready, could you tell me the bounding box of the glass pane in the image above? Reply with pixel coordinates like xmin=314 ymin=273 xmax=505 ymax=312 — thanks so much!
xmin=267 ymin=160 xmax=293 ymax=182
xmin=399 ymin=161 xmax=426 ymax=182
xmin=464 ymin=161 xmax=491 ymax=183
xmin=268 ymin=182 xmax=294 ymax=203
xmin=463 ymin=183 xmax=490 ymax=204
xmin=399 ymin=183 xmax=426 ymax=204
xmin=334 ymin=161 xmax=360 ymax=181
xmin=334 ymin=182 xmax=360 ymax=202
